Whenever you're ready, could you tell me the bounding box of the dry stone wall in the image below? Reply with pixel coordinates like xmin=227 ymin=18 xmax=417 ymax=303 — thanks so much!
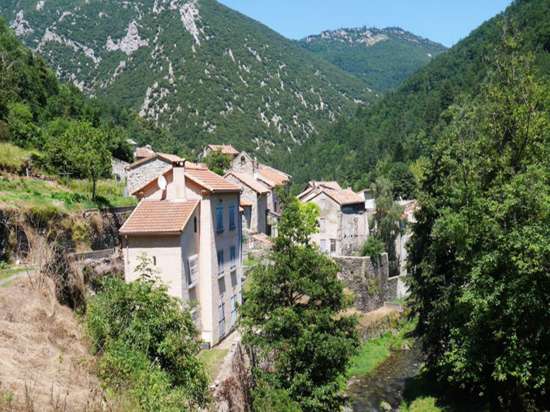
xmin=334 ymin=253 xmax=401 ymax=312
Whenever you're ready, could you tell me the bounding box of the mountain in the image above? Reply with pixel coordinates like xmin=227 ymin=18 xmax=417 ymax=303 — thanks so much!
xmin=298 ymin=27 xmax=447 ymax=92
xmin=1 ymin=0 xmax=375 ymax=158
xmin=288 ymin=0 xmax=550 ymax=188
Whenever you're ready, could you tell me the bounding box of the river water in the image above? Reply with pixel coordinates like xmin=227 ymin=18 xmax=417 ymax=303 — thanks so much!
xmin=348 ymin=345 xmax=424 ymax=412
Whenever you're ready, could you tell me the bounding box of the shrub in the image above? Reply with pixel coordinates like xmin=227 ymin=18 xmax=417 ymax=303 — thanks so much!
xmin=85 ymin=263 xmax=209 ymax=410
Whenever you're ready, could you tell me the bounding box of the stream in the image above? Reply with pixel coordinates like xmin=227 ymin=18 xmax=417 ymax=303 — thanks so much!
xmin=348 ymin=345 xmax=424 ymax=412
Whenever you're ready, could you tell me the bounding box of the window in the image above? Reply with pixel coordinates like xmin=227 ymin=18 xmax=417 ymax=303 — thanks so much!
xmin=229 ymin=204 xmax=236 ymax=231
xmin=218 ymin=302 xmax=226 ymax=338
xmin=230 ymin=246 xmax=237 ymax=268
xmin=319 ymin=218 xmax=326 ymax=233
xmin=217 ymin=250 xmax=224 ymax=277
xmin=152 ymin=256 xmax=157 ymax=266
xmin=218 ymin=276 xmax=226 ymax=296
xmin=186 ymin=255 xmax=199 ymax=287
xmin=240 ymin=156 xmax=246 ymax=166
xmin=320 ymin=239 xmax=328 ymax=254
xmin=216 ymin=205 xmax=224 ymax=233
xmin=193 ymin=216 xmax=197 ymax=233
xmin=330 ymin=239 xmax=337 ymax=254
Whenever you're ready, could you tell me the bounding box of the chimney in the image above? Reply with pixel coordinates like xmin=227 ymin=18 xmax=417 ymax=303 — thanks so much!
xmin=173 ymin=160 xmax=187 ymax=200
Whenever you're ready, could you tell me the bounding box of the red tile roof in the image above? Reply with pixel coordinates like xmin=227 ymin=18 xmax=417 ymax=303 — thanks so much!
xmin=208 ymin=144 xmax=240 ymax=156
xmin=120 ymin=200 xmax=199 ymax=235
xmin=185 ymin=168 xmax=241 ymax=193
xmin=127 ymin=153 xmax=183 ymax=170
xmin=225 ymin=171 xmax=269 ymax=194
xmin=135 ymin=146 xmax=155 ymax=159
xmin=257 ymin=164 xmax=290 ymax=187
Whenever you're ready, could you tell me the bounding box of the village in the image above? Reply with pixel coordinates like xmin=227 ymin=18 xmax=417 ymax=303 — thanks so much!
xmin=113 ymin=142 xmax=414 ymax=348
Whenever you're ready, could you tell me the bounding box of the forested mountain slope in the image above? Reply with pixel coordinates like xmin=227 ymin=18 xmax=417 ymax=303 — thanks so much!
xmin=1 ymin=0 xmax=375 ymax=158
xmin=288 ymin=0 xmax=550 ymax=189
xmin=298 ymin=27 xmax=446 ymax=92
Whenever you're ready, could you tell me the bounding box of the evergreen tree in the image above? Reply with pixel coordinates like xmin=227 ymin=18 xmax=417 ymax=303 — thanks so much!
xmin=241 ymin=197 xmax=358 ymax=412
xmin=408 ymin=41 xmax=550 ymax=409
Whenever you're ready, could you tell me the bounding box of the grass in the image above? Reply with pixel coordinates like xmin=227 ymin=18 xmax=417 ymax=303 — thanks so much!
xmin=0 ymin=265 xmax=30 ymax=281
xmin=347 ymin=317 xmax=416 ymax=378
xmin=400 ymin=397 xmax=442 ymax=412
xmin=0 ymin=175 xmax=136 ymax=213
xmin=197 ymin=348 xmax=228 ymax=381
xmin=0 ymin=143 xmax=33 ymax=173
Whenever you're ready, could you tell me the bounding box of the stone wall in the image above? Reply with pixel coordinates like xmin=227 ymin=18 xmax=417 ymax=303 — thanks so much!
xmin=126 ymin=158 xmax=171 ymax=194
xmin=334 ymin=253 xmax=403 ymax=312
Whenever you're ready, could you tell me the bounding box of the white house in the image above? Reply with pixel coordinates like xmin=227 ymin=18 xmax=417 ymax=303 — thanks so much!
xmin=120 ymin=161 xmax=243 ymax=346
xmin=298 ymin=181 xmax=369 ymax=256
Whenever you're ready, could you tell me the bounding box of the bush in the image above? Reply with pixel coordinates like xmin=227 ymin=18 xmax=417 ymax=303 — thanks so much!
xmin=361 ymin=236 xmax=384 ymax=258
xmin=85 ymin=264 xmax=209 ymax=410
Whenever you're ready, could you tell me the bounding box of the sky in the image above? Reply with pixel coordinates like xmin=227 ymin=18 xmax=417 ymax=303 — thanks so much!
xmin=218 ymin=0 xmax=513 ymax=47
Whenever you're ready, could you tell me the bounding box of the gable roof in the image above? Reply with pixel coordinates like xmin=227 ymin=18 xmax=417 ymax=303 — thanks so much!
xmin=185 ymin=168 xmax=241 ymax=193
xmin=257 ymin=164 xmax=290 ymax=187
xmin=299 ymin=184 xmax=364 ymax=207
xmin=207 ymin=144 xmax=239 ymax=156
xmin=135 ymin=146 xmax=155 ymax=159
xmin=225 ymin=171 xmax=269 ymax=194
xmin=120 ymin=200 xmax=199 ymax=235
xmin=127 ymin=153 xmax=183 ymax=170
xmin=131 ymin=164 xmax=241 ymax=196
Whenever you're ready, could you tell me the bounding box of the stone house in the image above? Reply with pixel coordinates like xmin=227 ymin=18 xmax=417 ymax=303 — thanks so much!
xmin=134 ymin=145 xmax=156 ymax=161
xmin=126 ymin=152 xmax=183 ymax=195
xmin=111 ymin=157 xmax=129 ymax=183
xmin=121 ymin=161 xmax=243 ymax=346
xmin=229 ymin=151 xmax=290 ymax=220
xmin=224 ymin=171 xmax=269 ymax=235
xmin=298 ymin=181 xmax=369 ymax=256
xmin=200 ymin=144 xmax=240 ymax=160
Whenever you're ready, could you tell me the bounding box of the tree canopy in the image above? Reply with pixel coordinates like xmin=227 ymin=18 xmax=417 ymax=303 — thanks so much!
xmin=407 ymin=40 xmax=550 ymax=410
xmin=241 ymin=196 xmax=359 ymax=411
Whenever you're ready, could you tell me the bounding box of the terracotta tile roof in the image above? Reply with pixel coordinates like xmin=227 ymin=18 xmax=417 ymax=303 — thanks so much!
xmin=186 ymin=162 xmax=208 ymax=170
xmin=120 ymin=200 xmax=199 ymax=235
xmin=257 ymin=164 xmax=290 ymax=187
xmin=240 ymin=199 xmax=253 ymax=207
xmin=185 ymin=168 xmax=241 ymax=193
xmin=323 ymin=188 xmax=364 ymax=206
xmin=208 ymin=144 xmax=239 ymax=156
xmin=127 ymin=153 xmax=182 ymax=170
xmin=135 ymin=146 xmax=156 ymax=159
xmin=158 ymin=153 xmax=183 ymax=162
xmin=225 ymin=171 xmax=269 ymax=194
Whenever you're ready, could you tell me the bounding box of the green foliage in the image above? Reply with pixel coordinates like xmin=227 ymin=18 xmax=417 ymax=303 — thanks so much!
xmin=370 ymin=178 xmax=404 ymax=274
xmin=203 ymin=150 xmax=231 ymax=176
xmin=6 ymin=102 xmax=42 ymax=147
xmin=241 ymin=197 xmax=359 ymax=412
xmin=0 ymin=142 xmax=32 ymax=173
xmin=44 ymin=121 xmax=111 ymax=199
xmin=1 ymin=0 xmax=375 ymax=164
xmin=289 ymin=0 xmax=550 ymax=188
xmin=347 ymin=317 xmax=416 ymax=377
xmin=298 ymin=27 xmax=446 ymax=92
xmin=252 ymin=384 xmax=303 ymax=412
xmin=85 ymin=256 xmax=209 ymax=411
xmin=361 ymin=236 xmax=384 ymax=259
xmin=408 ymin=40 xmax=550 ymax=410
xmin=297 ymin=201 xmax=320 ymax=235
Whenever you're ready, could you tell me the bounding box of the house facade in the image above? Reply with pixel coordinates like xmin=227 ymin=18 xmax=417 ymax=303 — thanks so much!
xmin=298 ymin=181 xmax=369 ymax=256
xmin=228 ymin=151 xmax=291 ymax=236
xmin=224 ymin=171 xmax=269 ymax=234
xmin=120 ymin=161 xmax=243 ymax=346
xmin=200 ymin=144 xmax=240 ymax=160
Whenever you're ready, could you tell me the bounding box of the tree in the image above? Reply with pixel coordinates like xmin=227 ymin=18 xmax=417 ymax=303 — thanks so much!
xmin=240 ymin=197 xmax=359 ymax=412
xmin=407 ymin=41 xmax=550 ymax=410
xmin=370 ymin=177 xmax=404 ymax=275
xmin=204 ymin=149 xmax=231 ymax=175
xmin=45 ymin=121 xmax=111 ymax=199
xmin=85 ymin=255 xmax=210 ymax=410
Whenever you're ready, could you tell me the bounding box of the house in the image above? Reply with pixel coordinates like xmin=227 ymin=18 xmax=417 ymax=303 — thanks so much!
xmin=297 ymin=181 xmax=369 ymax=256
xmin=224 ymin=171 xmax=269 ymax=234
xmin=134 ymin=145 xmax=156 ymax=161
xmin=126 ymin=152 xmax=183 ymax=195
xmin=229 ymin=151 xmax=290 ymax=216
xmin=120 ymin=160 xmax=243 ymax=346
xmin=200 ymin=144 xmax=240 ymax=160
xmin=111 ymin=157 xmax=129 ymax=183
